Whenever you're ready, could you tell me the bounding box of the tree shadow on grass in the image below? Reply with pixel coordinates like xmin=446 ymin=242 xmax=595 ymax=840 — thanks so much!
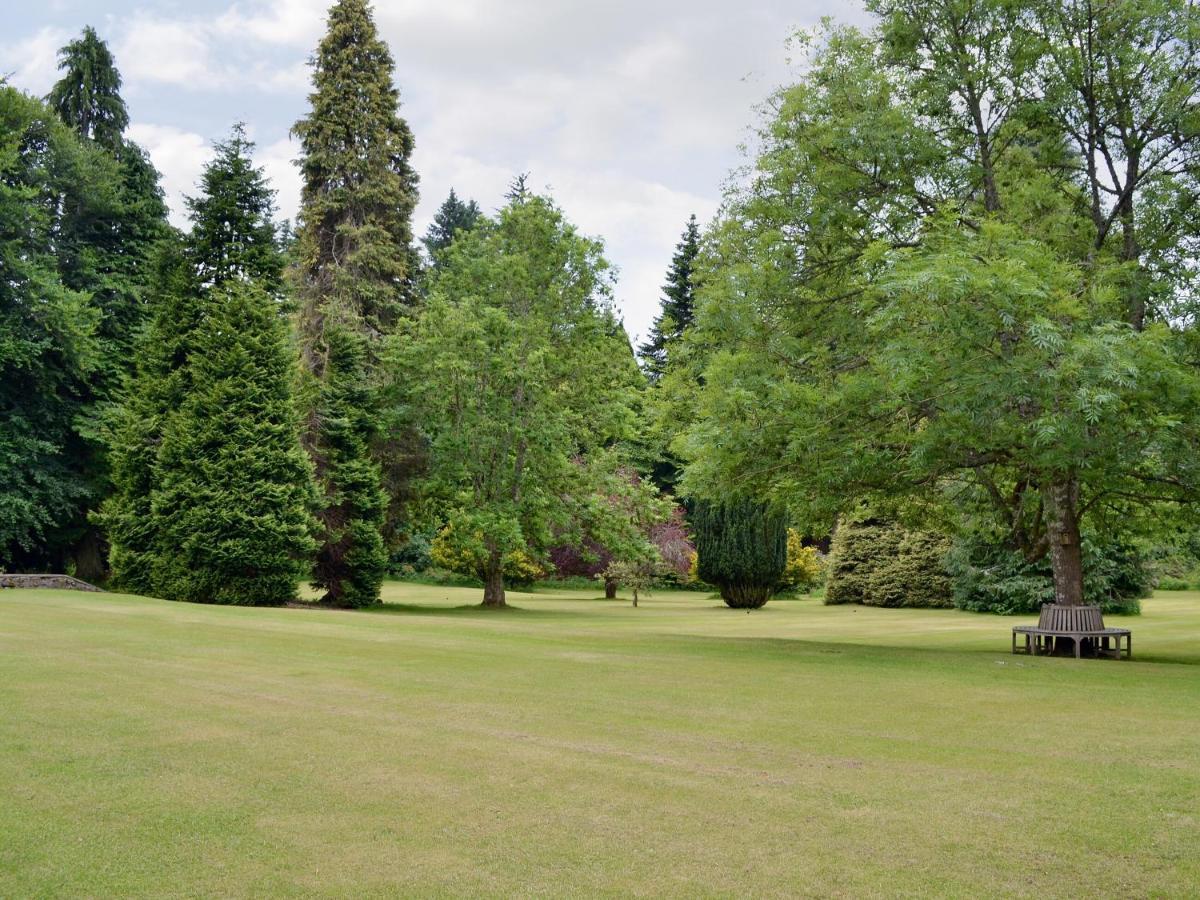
xmin=365 ymin=602 xmax=580 ymax=620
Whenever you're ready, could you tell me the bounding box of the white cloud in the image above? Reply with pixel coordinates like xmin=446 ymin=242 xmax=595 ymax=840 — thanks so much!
xmin=126 ymin=123 xmax=210 ymax=228
xmin=0 ymin=27 xmax=69 ymax=96
xmin=117 ymin=19 xmax=215 ymax=87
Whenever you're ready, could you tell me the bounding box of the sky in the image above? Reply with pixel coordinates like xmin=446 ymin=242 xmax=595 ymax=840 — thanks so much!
xmin=2 ymin=0 xmax=870 ymax=344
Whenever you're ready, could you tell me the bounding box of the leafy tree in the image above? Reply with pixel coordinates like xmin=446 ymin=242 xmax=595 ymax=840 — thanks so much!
xmin=422 ymin=188 xmax=480 ymax=265
xmin=44 ymin=26 xmax=171 ymax=578
xmin=396 ymin=194 xmax=642 ymax=606
xmin=100 ymin=126 xmax=288 ymax=596
xmin=46 ymin=26 xmax=128 ymax=151
xmin=292 ymin=0 xmax=420 ymax=605
xmin=639 ymin=215 xmax=700 ymax=383
xmin=0 ymin=88 xmax=106 ymax=569
xmin=678 ymin=12 xmax=1200 ymax=609
xmin=152 ymin=283 xmax=317 ymax=605
xmin=692 ymin=500 xmax=787 ymax=609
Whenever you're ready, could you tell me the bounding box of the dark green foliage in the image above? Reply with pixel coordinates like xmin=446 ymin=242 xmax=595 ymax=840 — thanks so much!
xmin=293 ymin=0 xmax=421 ymax=605
xmin=100 ymin=126 xmax=292 ymax=600
xmin=825 ymin=516 xmax=953 ymax=608
xmin=185 ymin=124 xmax=283 ymax=296
xmin=46 ymin=27 xmax=128 ymax=151
xmin=309 ymin=322 xmax=388 ymax=608
xmin=946 ymin=536 xmax=1148 ymax=616
xmin=692 ymin=500 xmax=787 ymax=609
xmin=0 ymin=87 xmax=118 ymax=569
xmin=422 ymin=188 xmax=480 ymax=266
xmin=639 ymin=215 xmax=699 ymax=383
xmin=151 ymin=284 xmax=317 ymax=605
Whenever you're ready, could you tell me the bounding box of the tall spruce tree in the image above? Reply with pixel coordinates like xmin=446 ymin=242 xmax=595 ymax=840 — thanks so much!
xmin=639 ymin=215 xmax=700 ymax=383
xmin=152 ymin=283 xmax=318 ymax=605
xmin=291 ymin=0 xmax=418 ymax=607
xmin=100 ymin=126 xmax=290 ymax=597
xmin=422 ymin=188 xmax=480 ymax=266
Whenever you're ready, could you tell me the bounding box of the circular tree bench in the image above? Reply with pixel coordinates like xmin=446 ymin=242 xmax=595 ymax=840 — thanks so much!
xmin=1012 ymin=604 xmax=1131 ymax=659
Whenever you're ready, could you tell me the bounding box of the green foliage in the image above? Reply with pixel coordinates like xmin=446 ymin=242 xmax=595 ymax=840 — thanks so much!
xmin=692 ymin=499 xmax=787 ymax=609
xmin=946 ymin=535 xmax=1148 ymax=616
xmin=422 ymin=188 xmax=480 ymax=267
xmin=676 ymin=10 xmax=1200 ymax=607
xmin=825 ymin=516 xmax=953 ymax=609
xmin=292 ymin=0 xmax=420 ymax=604
xmin=151 ymin=284 xmax=317 ymax=605
xmin=430 ymin=520 xmax=545 ymax=586
xmin=309 ymin=322 xmax=389 ymax=608
xmin=46 ymin=26 xmax=128 ymax=151
xmin=396 ymin=193 xmax=643 ymax=605
xmin=639 ymin=215 xmax=699 ymax=383
xmin=782 ymin=529 xmax=824 ymax=593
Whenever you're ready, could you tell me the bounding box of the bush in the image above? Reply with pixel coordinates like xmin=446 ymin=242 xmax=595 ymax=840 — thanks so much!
xmin=782 ymin=529 xmax=825 ymax=593
xmin=390 ymin=530 xmax=433 ymax=574
xmin=692 ymin=500 xmax=787 ymax=609
xmin=825 ymin=515 xmax=953 ymax=608
xmin=429 ymin=523 xmax=545 ymax=587
xmin=946 ymin=535 xmax=1149 ymax=615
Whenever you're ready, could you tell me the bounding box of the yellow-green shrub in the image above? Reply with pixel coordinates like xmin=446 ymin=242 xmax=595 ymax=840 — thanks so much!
xmin=783 ymin=529 xmax=824 ymax=592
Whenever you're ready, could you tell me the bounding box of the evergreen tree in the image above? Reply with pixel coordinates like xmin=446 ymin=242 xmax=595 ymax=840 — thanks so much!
xmin=100 ymin=126 xmax=288 ymax=596
xmin=639 ymin=215 xmax=699 ymax=383
xmin=692 ymin=499 xmax=787 ymax=609
xmin=421 ymin=188 xmax=480 ymax=265
xmin=292 ymin=0 xmax=419 ymax=606
xmin=46 ymin=27 xmax=128 ymax=151
xmin=152 ymin=283 xmax=317 ymax=605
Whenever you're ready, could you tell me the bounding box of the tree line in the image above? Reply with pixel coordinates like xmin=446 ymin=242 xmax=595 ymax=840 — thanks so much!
xmin=4 ymin=0 xmax=1200 ymax=612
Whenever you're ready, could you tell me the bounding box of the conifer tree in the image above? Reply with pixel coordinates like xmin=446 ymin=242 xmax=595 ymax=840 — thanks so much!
xmin=152 ymin=284 xmax=317 ymax=605
xmin=100 ymin=127 xmax=288 ymax=596
xmin=422 ymin=188 xmax=480 ymax=266
xmin=47 ymin=27 xmax=128 ymax=151
xmin=639 ymin=215 xmax=699 ymax=383
xmin=291 ymin=0 xmax=418 ymax=606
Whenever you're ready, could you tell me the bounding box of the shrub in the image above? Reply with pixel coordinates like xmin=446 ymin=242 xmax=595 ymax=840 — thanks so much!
xmin=692 ymin=500 xmax=787 ymax=609
xmin=825 ymin=515 xmax=953 ymax=608
xmin=782 ymin=529 xmax=825 ymax=593
xmin=946 ymin=535 xmax=1149 ymax=615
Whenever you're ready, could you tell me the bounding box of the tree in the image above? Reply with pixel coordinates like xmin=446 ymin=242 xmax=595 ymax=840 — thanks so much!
xmin=678 ymin=12 xmax=1200 ymax=609
xmin=44 ymin=26 xmax=171 ymax=578
xmin=639 ymin=215 xmax=700 ymax=383
xmin=692 ymin=500 xmax=788 ymax=609
xmin=46 ymin=27 xmax=128 ymax=151
xmin=292 ymin=0 xmax=420 ymax=605
xmin=99 ymin=126 xmax=289 ymax=597
xmin=396 ymin=194 xmax=643 ymax=607
xmin=151 ymin=283 xmax=317 ymax=605
xmin=0 ymin=88 xmax=106 ymax=569
xmin=422 ymin=188 xmax=480 ymax=265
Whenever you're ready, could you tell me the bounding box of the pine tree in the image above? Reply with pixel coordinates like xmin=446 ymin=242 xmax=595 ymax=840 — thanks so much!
xmin=639 ymin=215 xmax=699 ymax=383
xmin=422 ymin=188 xmax=480 ymax=266
xmin=100 ymin=126 xmax=288 ymax=596
xmin=152 ymin=284 xmax=317 ymax=605
xmin=291 ymin=0 xmax=418 ymax=606
xmin=46 ymin=27 xmax=128 ymax=151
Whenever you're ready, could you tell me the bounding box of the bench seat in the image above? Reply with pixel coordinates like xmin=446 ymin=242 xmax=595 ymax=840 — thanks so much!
xmin=1012 ymin=625 xmax=1131 ymax=659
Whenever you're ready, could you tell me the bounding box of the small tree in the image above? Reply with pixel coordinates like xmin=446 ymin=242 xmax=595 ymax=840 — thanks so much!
xmin=601 ymin=555 xmax=661 ymax=607
xmin=692 ymin=500 xmax=787 ymax=609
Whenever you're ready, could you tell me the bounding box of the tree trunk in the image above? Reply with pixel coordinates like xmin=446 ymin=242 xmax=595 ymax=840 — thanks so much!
xmin=1044 ymin=478 xmax=1084 ymax=606
xmin=482 ymin=559 xmax=506 ymax=608
xmin=604 ymin=578 xmax=617 ymax=599
xmin=72 ymin=528 xmax=107 ymax=583
xmin=631 ymin=587 xmax=639 ymax=608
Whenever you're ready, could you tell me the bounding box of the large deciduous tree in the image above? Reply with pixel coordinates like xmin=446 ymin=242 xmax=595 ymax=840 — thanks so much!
xmin=678 ymin=7 xmax=1200 ymax=609
xmin=396 ymin=193 xmax=644 ymax=607
xmin=291 ymin=0 xmax=419 ymax=607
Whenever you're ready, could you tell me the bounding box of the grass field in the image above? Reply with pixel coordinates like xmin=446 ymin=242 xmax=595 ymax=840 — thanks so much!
xmin=2 ymin=583 xmax=1198 ymax=898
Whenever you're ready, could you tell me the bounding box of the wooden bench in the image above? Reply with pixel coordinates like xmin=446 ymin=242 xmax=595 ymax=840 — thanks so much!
xmin=1012 ymin=604 xmax=1131 ymax=660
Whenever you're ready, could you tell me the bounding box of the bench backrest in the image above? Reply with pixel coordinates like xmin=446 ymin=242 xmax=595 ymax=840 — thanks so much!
xmin=1038 ymin=604 xmax=1104 ymax=631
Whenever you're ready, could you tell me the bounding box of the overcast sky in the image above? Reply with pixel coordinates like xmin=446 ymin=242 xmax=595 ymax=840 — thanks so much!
xmin=2 ymin=0 xmax=869 ymax=344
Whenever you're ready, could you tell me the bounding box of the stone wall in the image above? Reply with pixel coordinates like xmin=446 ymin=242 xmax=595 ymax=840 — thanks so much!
xmin=0 ymin=574 xmax=104 ymax=592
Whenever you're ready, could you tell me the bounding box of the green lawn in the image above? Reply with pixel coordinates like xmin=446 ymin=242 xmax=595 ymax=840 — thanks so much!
xmin=2 ymin=584 xmax=1198 ymax=898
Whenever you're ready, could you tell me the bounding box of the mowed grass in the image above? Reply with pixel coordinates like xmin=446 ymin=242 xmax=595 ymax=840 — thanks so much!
xmin=1 ymin=584 xmax=1198 ymax=898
